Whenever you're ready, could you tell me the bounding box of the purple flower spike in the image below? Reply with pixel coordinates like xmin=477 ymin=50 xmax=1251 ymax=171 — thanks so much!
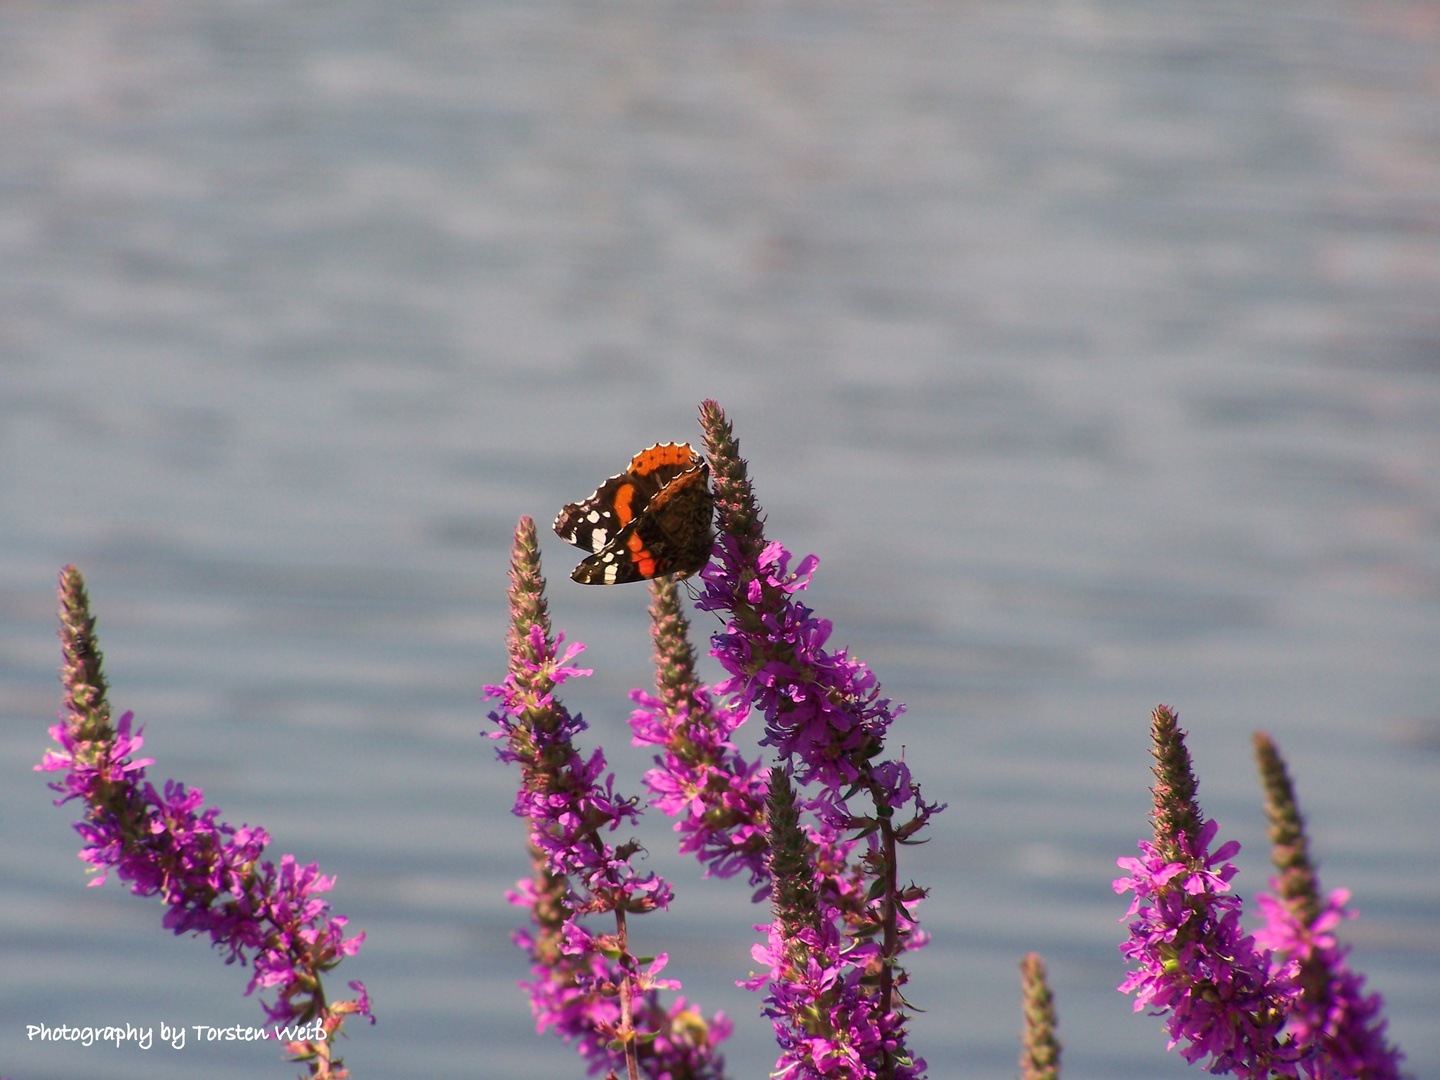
xmin=688 ymin=401 xmax=938 ymax=1080
xmin=1253 ymin=733 xmax=1403 ymax=1080
xmin=487 ymin=518 xmax=731 ymax=1080
xmin=36 ymin=566 xmax=371 ymax=1080
xmin=630 ymin=576 xmax=771 ymax=889
xmin=748 ymin=769 xmax=926 ymax=1080
xmin=1115 ymin=706 xmax=1302 ymax=1078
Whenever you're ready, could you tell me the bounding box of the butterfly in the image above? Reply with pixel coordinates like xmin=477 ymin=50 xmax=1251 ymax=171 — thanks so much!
xmin=553 ymin=443 xmax=714 ymax=584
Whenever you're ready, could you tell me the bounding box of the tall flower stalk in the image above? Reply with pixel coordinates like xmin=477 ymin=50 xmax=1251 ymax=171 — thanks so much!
xmin=1114 ymin=706 xmax=1301 ymax=1078
xmin=36 ymin=566 xmax=371 ymax=1079
xmin=676 ymin=400 xmax=939 ymax=1080
xmin=486 ymin=519 xmax=732 ymax=1080
xmin=1251 ymin=733 xmax=1401 ymax=1080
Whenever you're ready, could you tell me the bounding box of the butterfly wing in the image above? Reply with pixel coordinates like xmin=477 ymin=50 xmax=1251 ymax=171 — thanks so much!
xmin=553 ymin=443 xmax=703 ymax=555
xmin=569 ymin=463 xmax=713 ymax=584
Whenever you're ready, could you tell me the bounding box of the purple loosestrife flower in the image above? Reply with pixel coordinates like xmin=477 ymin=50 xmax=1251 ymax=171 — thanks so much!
xmin=1115 ymin=706 xmax=1301 ymax=1078
xmin=486 ymin=519 xmax=731 ymax=1080
xmin=688 ymin=402 xmax=938 ymax=1080
xmin=629 ymin=575 xmax=770 ymax=889
xmin=1252 ymin=733 xmax=1402 ymax=1080
xmin=747 ymin=769 xmax=924 ymax=1080
xmin=36 ymin=566 xmax=371 ymax=1080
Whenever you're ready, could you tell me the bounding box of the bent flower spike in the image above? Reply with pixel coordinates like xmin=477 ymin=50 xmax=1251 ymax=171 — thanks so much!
xmin=38 ymin=566 xmax=371 ymax=1080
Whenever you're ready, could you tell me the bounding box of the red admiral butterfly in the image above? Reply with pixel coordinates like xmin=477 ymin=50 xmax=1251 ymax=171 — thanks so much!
xmin=553 ymin=443 xmax=714 ymax=584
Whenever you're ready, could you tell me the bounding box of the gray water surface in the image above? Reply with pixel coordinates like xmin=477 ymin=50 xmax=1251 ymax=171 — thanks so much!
xmin=2 ymin=2 xmax=1438 ymax=1078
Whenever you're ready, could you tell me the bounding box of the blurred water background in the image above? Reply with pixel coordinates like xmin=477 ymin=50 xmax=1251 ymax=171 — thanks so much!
xmin=3 ymin=1 xmax=1439 ymax=1077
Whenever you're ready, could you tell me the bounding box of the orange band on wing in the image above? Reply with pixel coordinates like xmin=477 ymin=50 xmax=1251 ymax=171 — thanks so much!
xmin=625 ymin=533 xmax=659 ymax=577
xmin=629 ymin=443 xmax=697 ymax=474
xmin=613 ymin=483 xmax=636 ymax=526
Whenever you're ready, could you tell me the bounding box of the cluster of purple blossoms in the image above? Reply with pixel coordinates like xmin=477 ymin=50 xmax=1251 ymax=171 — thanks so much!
xmin=627 ymin=577 xmax=770 ymax=890
xmin=672 ymin=402 xmax=935 ymax=1080
xmin=38 ymin=566 xmax=371 ymax=1079
xmin=489 ymin=628 xmax=669 ymax=910
xmin=486 ymin=522 xmax=732 ymax=1080
xmin=489 ymin=401 xmax=937 ymax=1080
xmin=1115 ymin=816 xmax=1302 ymax=1076
xmin=742 ymin=896 xmax=925 ymax=1080
xmin=505 ymin=873 xmax=726 ymax=1077
xmin=1250 ymin=731 xmax=1401 ymax=1080
xmin=695 ymin=537 xmax=917 ymax=812
xmin=687 ymin=531 xmax=933 ymax=1080
xmin=1116 ymin=708 xmax=1403 ymax=1080
xmin=628 ymin=685 xmax=770 ymax=887
xmin=1253 ymin=888 xmax=1398 ymax=1080
xmin=629 ymin=565 xmax=922 ymax=1079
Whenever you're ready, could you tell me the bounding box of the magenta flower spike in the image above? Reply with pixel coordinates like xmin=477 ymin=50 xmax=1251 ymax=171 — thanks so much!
xmin=1117 ymin=712 xmax=1405 ymax=1079
xmin=1252 ymin=733 xmax=1402 ymax=1080
xmin=628 ymin=575 xmax=771 ymax=890
xmin=673 ymin=401 xmax=939 ymax=1080
xmin=1115 ymin=706 xmax=1304 ymax=1078
xmin=36 ymin=566 xmax=371 ymax=1079
xmin=485 ymin=518 xmax=732 ymax=1080
xmin=1116 ymin=706 xmax=1307 ymax=1078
